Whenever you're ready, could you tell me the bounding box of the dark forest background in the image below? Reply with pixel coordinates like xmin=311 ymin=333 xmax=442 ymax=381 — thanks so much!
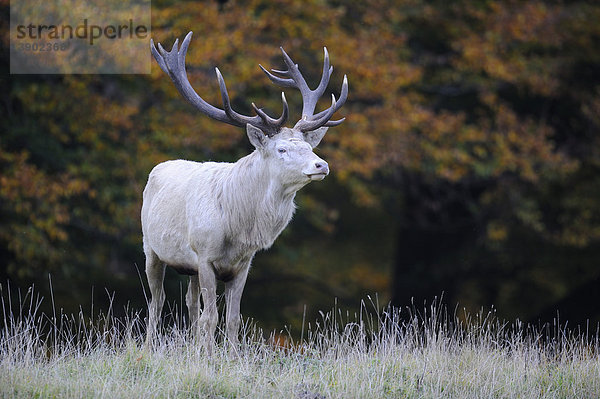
xmin=2 ymin=0 xmax=600 ymax=333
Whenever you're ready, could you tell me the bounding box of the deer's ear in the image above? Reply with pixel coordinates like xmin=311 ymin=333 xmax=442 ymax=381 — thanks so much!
xmin=303 ymin=127 xmax=328 ymax=148
xmin=246 ymin=124 xmax=268 ymax=149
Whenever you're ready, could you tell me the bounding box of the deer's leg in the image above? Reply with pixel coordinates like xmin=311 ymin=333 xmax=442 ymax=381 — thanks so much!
xmin=186 ymin=274 xmax=200 ymax=331
xmin=145 ymin=249 xmax=166 ymax=346
xmin=224 ymin=258 xmax=251 ymax=347
xmin=197 ymin=263 xmax=218 ymax=354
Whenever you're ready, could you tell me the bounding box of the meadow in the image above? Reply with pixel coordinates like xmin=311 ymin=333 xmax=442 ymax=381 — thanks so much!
xmin=1 ymin=285 xmax=599 ymax=399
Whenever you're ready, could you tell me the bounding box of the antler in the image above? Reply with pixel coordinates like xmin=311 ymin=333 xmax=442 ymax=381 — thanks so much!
xmin=260 ymin=47 xmax=348 ymax=132
xmin=151 ymin=32 xmax=289 ymax=136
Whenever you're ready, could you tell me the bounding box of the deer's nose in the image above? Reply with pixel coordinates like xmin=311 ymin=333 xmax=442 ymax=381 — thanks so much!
xmin=315 ymin=161 xmax=329 ymax=175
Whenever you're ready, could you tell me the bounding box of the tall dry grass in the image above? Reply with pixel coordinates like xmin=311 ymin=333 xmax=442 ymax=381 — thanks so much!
xmin=1 ymin=284 xmax=599 ymax=398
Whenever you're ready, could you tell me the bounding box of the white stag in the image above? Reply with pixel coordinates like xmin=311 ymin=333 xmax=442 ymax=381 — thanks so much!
xmin=143 ymin=32 xmax=348 ymax=349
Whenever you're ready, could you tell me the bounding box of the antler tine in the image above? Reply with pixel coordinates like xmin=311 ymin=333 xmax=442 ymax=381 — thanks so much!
xmin=151 ymin=31 xmax=288 ymax=134
xmin=150 ymin=39 xmax=168 ymax=74
xmin=314 ymin=47 xmax=333 ymax=101
xmin=259 ymin=64 xmax=296 ymax=88
xmin=252 ymin=93 xmax=289 ymax=136
xmin=313 ymin=74 xmax=348 ymax=123
xmin=215 ymin=67 xmax=252 ymax=126
xmin=324 ymin=117 xmax=346 ymax=127
xmin=295 ymin=94 xmax=337 ymax=132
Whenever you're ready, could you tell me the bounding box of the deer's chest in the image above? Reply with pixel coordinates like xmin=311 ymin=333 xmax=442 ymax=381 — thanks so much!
xmin=209 ymin=239 xmax=255 ymax=281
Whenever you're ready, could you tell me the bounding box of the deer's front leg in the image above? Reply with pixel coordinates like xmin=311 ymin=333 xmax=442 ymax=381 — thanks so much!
xmin=186 ymin=275 xmax=200 ymax=331
xmin=197 ymin=264 xmax=217 ymax=354
xmin=224 ymin=259 xmax=251 ymax=347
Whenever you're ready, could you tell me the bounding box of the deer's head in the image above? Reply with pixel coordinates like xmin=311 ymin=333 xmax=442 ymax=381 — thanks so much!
xmin=151 ymin=32 xmax=348 ymax=185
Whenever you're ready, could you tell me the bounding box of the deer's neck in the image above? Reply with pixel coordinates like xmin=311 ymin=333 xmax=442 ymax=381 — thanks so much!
xmin=224 ymin=151 xmax=297 ymax=249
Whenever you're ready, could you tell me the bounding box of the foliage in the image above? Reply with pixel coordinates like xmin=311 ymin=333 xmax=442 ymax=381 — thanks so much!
xmin=1 ymin=0 xmax=600 ymax=326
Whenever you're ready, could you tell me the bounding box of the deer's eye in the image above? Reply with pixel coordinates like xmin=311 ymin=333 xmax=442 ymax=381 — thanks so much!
xmin=277 ymin=148 xmax=287 ymax=154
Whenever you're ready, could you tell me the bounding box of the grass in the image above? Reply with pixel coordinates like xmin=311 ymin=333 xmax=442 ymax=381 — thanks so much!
xmin=1 ymin=285 xmax=599 ymax=398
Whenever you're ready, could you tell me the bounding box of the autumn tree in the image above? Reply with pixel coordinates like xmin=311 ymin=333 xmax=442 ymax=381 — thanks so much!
xmin=2 ymin=0 xmax=599 ymax=327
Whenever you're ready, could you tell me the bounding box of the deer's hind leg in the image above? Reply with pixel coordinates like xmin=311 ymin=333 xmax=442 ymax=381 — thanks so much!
xmin=196 ymin=261 xmax=218 ymax=354
xmin=186 ymin=274 xmax=200 ymax=331
xmin=144 ymin=247 xmax=166 ymax=346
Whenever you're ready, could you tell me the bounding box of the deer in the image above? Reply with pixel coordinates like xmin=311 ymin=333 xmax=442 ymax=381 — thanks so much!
xmin=143 ymin=31 xmax=348 ymax=351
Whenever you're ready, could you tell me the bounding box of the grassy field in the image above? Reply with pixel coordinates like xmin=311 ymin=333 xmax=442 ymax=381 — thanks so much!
xmin=1 ymin=287 xmax=599 ymax=398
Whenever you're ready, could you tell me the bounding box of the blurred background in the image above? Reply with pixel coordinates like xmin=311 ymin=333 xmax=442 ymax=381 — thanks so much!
xmin=2 ymin=0 xmax=599 ymax=333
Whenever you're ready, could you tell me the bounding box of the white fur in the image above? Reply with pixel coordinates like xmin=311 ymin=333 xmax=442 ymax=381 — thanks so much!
xmin=142 ymin=126 xmax=329 ymax=350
